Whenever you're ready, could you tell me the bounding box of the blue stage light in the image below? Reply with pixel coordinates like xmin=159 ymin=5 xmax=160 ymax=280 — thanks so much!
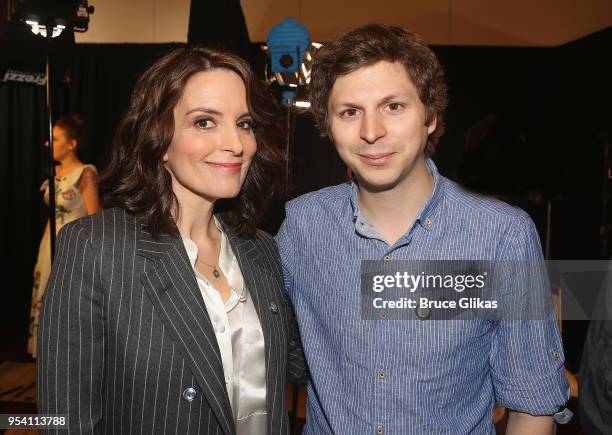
xmin=267 ymin=16 xmax=310 ymax=74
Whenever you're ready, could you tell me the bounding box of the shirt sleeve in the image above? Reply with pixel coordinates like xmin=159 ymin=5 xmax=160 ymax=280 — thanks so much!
xmin=274 ymin=212 xmax=295 ymax=295
xmin=489 ymin=213 xmax=569 ymax=415
xmin=272 ymin=212 xmax=309 ymax=384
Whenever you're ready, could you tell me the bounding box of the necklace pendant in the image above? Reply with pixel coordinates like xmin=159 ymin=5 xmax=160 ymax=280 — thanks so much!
xmin=213 ymin=268 xmax=220 ymax=278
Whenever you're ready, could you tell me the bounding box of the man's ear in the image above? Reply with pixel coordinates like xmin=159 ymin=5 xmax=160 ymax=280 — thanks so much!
xmin=427 ymin=115 xmax=437 ymax=135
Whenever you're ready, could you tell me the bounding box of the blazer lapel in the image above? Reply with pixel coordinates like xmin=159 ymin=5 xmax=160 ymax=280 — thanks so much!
xmin=227 ymin=233 xmax=272 ymax=345
xmin=222 ymin=222 xmax=284 ymax=426
xmin=136 ymin=217 xmax=235 ymax=435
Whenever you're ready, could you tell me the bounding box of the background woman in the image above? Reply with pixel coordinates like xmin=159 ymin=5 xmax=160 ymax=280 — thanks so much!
xmin=37 ymin=47 xmax=305 ymax=434
xmin=28 ymin=115 xmax=100 ymax=357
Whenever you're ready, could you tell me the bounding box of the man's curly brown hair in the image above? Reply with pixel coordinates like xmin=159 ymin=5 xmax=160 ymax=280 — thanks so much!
xmin=310 ymin=24 xmax=448 ymax=156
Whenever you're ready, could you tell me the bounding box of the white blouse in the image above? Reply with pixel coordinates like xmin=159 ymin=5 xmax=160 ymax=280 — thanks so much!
xmin=181 ymin=219 xmax=267 ymax=434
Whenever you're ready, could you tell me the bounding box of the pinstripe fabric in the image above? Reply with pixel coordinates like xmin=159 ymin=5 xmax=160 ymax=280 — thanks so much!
xmin=276 ymin=159 xmax=569 ymax=434
xmin=37 ymin=208 xmax=306 ymax=434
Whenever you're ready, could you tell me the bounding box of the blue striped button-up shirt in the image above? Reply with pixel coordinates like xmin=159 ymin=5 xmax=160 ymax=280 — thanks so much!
xmin=276 ymin=159 xmax=569 ymax=434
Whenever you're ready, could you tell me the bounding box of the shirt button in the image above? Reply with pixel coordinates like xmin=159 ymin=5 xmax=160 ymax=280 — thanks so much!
xmin=383 ymin=255 xmax=392 ymax=261
xmin=215 ymin=324 xmax=225 ymax=333
xmin=553 ymin=351 xmax=561 ymax=358
xmin=416 ymin=306 xmax=430 ymax=319
xmin=376 ymin=426 xmax=384 ymax=434
xmin=182 ymin=387 xmax=197 ymax=402
xmin=377 ymin=370 xmax=386 ymax=380
xmin=424 ymin=217 xmax=433 ymax=226
xmin=225 ymin=376 xmax=232 ymax=383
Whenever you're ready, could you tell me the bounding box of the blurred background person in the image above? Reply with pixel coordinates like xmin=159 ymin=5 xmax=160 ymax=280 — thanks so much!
xmin=579 ymin=266 xmax=612 ymax=435
xmin=27 ymin=115 xmax=100 ymax=357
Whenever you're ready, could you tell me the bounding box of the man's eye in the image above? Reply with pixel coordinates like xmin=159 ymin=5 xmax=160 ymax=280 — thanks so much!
xmin=195 ymin=118 xmax=214 ymax=129
xmin=387 ymin=102 xmax=404 ymax=111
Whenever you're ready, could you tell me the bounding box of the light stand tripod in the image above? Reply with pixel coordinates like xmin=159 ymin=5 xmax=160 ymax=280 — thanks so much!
xmin=13 ymin=1 xmax=94 ymax=260
xmin=44 ymin=31 xmax=57 ymax=259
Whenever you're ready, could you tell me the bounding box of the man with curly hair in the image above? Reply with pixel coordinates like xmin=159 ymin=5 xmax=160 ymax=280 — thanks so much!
xmin=276 ymin=24 xmax=569 ymax=434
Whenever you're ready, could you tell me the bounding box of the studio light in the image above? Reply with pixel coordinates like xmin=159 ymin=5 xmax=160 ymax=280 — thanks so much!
xmin=25 ymin=19 xmax=65 ymax=38
xmin=263 ymin=17 xmax=322 ymax=185
xmin=264 ymin=17 xmax=321 ymax=106
xmin=13 ymin=1 xmax=94 ymax=40
xmin=267 ymin=16 xmax=310 ymax=75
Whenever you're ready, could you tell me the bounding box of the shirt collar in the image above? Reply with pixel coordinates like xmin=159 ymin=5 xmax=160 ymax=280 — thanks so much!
xmin=214 ymin=216 xmax=234 ymax=277
xmin=349 ymin=158 xmax=444 ymax=234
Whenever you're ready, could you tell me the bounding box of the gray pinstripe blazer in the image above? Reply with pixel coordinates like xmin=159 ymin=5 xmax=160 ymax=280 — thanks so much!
xmin=37 ymin=208 xmax=306 ymax=434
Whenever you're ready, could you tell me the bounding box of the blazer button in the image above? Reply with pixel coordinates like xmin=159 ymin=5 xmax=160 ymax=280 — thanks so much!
xmin=182 ymin=387 xmax=197 ymax=402
xmin=269 ymin=302 xmax=278 ymax=314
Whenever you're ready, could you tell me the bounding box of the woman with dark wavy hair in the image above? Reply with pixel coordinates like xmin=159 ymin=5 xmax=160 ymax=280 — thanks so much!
xmin=38 ymin=46 xmax=305 ymax=435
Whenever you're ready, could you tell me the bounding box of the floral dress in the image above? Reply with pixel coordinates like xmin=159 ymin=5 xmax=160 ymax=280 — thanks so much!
xmin=28 ymin=164 xmax=97 ymax=357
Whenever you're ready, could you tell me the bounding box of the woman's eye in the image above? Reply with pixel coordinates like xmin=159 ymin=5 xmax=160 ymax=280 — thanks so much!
xmin=195 ymin=118 xmax=214 ymax=129
xmin=238 ymin=119 xmax=255 ymax=130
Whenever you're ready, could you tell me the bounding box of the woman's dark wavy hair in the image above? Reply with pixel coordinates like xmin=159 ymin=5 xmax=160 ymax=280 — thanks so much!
xmin=310 ymin=24 xmax=448 ymax=156
xmin=99 ymin=46 xmax=285 ymax=238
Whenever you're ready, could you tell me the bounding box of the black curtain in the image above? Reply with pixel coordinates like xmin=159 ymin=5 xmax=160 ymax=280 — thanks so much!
xmin=59 ymin=43 xmax=184 ymax=168
xmin=188 ymin=0 xmax=252 ymax=61
xmin=0 ymin=79 xmax=47 ymax=348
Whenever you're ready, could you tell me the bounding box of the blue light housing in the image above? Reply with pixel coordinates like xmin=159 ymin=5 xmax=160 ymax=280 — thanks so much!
xmin=267 ymin=17 xmax=310 ymax=74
